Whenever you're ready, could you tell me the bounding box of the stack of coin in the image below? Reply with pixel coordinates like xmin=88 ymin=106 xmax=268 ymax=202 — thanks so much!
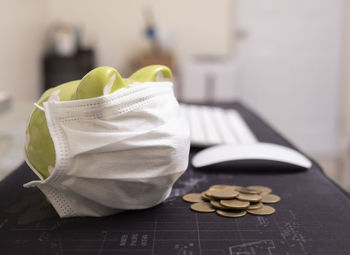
xmin=182 ymin=184 xmax=280 ymax=218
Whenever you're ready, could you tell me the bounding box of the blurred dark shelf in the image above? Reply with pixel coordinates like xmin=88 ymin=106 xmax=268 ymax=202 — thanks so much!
xmin=42 ymin=49 xmax=95 ymax=91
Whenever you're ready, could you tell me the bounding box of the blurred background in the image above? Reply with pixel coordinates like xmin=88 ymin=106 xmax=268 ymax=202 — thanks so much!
xmin=0 ymin=0 xmax=350 ymax=191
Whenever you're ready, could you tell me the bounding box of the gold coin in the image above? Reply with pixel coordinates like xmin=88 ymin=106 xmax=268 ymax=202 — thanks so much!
xmin=229 ymin=185 xmax=243 ymax=190
xmin=248 ymin=201 xmax=263 ymax=210
xmin=261 ymin=194 xmax=281 ymax=203
xmin=210 ymin=189 xmax=239 ymax=199
xmin=247 ymin=205 xmax=275 ymax=215
xmin=201 ymin=191 xmax=212 ymax=201
xmin=205 ymin=190 xmax=213 ymax=197
xmin=210 ymin=185 xmax=242 ymax=190
xmin=238 ymin=187 xmax=261 ymax=194
xmin=237 ymin=193 xmax=262 ymax=202
xmin=247 ymin=185 xmax=272 ymax=195
xmin=210 ymin=200 xmax=231 ymax=210
xmin=220 ymin=199 xmax=250 ymax=209
xmin=210 ymin=184 xmax=231 ymax=189
xmin=216 ymin=210 xmax=247 ymax=218
xmin=190 ymin=202 xmax=216 ymax=213
xmin=209 ymin=187 xmax=238 ymax=195
xmin=182 ymin=193 xmax=203 ymax=203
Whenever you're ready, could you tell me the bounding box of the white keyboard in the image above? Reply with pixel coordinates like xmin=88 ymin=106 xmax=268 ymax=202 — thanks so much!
xmin=180 ymin=104 xmax=258 ymax=146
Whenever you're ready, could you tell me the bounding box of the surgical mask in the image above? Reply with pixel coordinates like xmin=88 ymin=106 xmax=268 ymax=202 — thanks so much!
xmin=24 ymin=81 xmax=190 ymax=218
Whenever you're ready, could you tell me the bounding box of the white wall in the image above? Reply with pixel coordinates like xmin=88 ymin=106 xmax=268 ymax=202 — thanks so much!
xmin=339 ymin=0 xmax=350 ymax=190
xmin=0 ymin=0 xmax=47 ymax=101
xmin=343 ymin=1 xmax=350 ymax=140
xmin=236 ymin=0 xmax=344 ymax=156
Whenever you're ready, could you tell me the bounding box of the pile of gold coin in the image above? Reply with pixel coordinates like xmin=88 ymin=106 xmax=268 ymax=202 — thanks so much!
xmin=182 ymin=184 xmax=280 ymax=218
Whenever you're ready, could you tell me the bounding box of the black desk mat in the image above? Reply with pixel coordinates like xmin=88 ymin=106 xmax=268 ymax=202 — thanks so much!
xmin=1 ymin=102 xmax=350 ymax=255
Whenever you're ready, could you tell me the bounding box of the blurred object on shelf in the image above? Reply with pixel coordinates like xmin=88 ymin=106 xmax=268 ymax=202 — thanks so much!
xmin=134 ymin=5 xmax=175 ymax=73
xmin=43 ymin=49 xmax=95 ymax=91
xmin=143 ymin=6 xmax=175 ymax=55
xmin=43 ymin=23 xmax=95 ymax=92
xmin=181 ymin=57 xmax=238 ymax=103
xmin=136 ymin=53 xmax=175 ymax=73
xmin=47 ymin=23 xmax=80 ymax=57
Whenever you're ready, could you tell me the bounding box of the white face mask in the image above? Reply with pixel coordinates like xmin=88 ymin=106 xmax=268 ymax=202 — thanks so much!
xmin=24 ymin=82 xmax=190 ymax=218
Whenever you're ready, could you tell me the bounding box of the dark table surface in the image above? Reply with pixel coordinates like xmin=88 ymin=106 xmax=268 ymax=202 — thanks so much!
xmin=1 ymin=102 xmax=350 ymax=255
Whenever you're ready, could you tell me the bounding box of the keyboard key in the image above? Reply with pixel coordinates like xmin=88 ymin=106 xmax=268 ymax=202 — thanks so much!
xmin=225 ymin=110 xmax=257 ymax=144
xmin=211 ymin=107 xmax=239 ymax=144
xmin=200 ymin=106 xmax=222 ymax=144
xmin=180 ymin=104 xmax=257 ymax=146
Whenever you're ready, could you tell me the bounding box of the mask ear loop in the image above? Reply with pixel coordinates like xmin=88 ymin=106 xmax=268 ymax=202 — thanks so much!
xmin=34 ymin=102 xmax=45 ymax=111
